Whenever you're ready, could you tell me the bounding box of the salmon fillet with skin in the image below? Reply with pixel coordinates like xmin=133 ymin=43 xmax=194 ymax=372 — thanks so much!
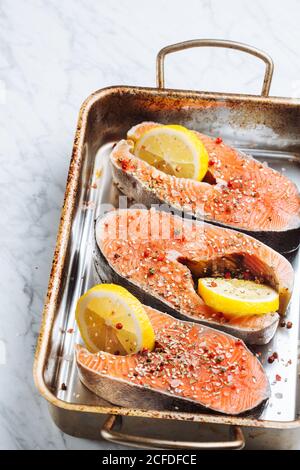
xmin=76 ymin=306 xmax=270 ymax=415
xmin=110 ymin=122 xmax=300 ymax=253
xmin=94 ymin=209 xmax=294 ymax=345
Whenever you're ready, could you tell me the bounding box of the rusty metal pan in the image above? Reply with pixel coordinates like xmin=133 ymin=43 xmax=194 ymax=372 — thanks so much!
xmin=34 ymin=40 xmax=300 ymax=449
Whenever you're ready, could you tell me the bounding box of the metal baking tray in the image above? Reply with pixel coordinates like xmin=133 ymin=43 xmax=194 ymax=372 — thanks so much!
xmin=34 ymin=40 xmax=300 ymax=449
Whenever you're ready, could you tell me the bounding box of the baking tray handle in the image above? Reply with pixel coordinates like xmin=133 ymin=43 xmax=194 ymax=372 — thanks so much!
xmin=156 ymin=39 xmax=274 ymax=97
xmin=101 ymin=415 xmax=245 ymax=450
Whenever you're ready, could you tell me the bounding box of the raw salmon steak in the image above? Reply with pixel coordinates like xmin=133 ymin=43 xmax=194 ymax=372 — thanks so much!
xmin=110 ymin=122 xmax=300 ymax=253
xmin=94 ymin=209 xmax=294 ymax=345
xmin=76 ymin=307 xmax=270 ymax=415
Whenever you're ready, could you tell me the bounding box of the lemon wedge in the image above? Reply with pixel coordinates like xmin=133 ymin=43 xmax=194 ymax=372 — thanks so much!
xmin=133 ymin=124 xmax=208 ymax=181
xmin=75 ymin=284 xmax=155 ymax=354
xmin=198 ymin=278 xmax=279 ymax=318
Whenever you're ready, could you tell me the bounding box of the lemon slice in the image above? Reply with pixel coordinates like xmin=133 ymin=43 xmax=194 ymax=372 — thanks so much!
xmin=133 ymin=124 xmax=208 ymax=181
xmin=75 ymin=284 xmax=155 ymax=354
xmin=198 ymin=278 xmax=279 ymax=318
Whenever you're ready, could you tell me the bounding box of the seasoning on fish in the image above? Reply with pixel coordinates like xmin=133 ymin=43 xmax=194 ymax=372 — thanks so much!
xmin=76 ymin=306 xmax=270 ymax=415
xmin=95 ymin=209 xmax=294 ymax=345
xmin=110 ymin=122 xmax=300 ymax=253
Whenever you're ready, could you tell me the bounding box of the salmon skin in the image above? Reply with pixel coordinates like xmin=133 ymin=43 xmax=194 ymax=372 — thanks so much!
xmin=94 ymin=209 xmax=294 ymax=345
xmin=76 ymin=306 xmax=270 ymax=415
xmin=110 ymin=122 xmax=300 ymax=253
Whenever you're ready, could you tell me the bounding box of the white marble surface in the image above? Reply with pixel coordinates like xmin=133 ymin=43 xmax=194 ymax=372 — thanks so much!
xmin=1 ymin=0 xmax=300 ymax=450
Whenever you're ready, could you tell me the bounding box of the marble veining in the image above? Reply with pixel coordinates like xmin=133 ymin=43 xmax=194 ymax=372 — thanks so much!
xmin=1 ymin=0 xmax=300 ymax=450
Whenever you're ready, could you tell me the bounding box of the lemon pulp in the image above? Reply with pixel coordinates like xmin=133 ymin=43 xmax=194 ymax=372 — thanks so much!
xmin=133 ymin=124 xmax=208 ymax=181
xmin=75 ymin=284 xmax=155 ymax=354
xmin=198 ymin=278 xmax=279 ymax=318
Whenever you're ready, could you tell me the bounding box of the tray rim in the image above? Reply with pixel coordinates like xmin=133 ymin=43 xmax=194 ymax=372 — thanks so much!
xmin=33 ymin=84 xmax=300 ymax=431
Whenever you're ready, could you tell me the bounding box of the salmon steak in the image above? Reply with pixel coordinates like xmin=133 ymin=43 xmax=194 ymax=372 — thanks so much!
xmin=110 ymin=122 xmax=300 ymax=253
xmin=76 ymin=307 xmax=270 ymax=415
xmin=94 ymin=209 xmax=294 ymax=345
